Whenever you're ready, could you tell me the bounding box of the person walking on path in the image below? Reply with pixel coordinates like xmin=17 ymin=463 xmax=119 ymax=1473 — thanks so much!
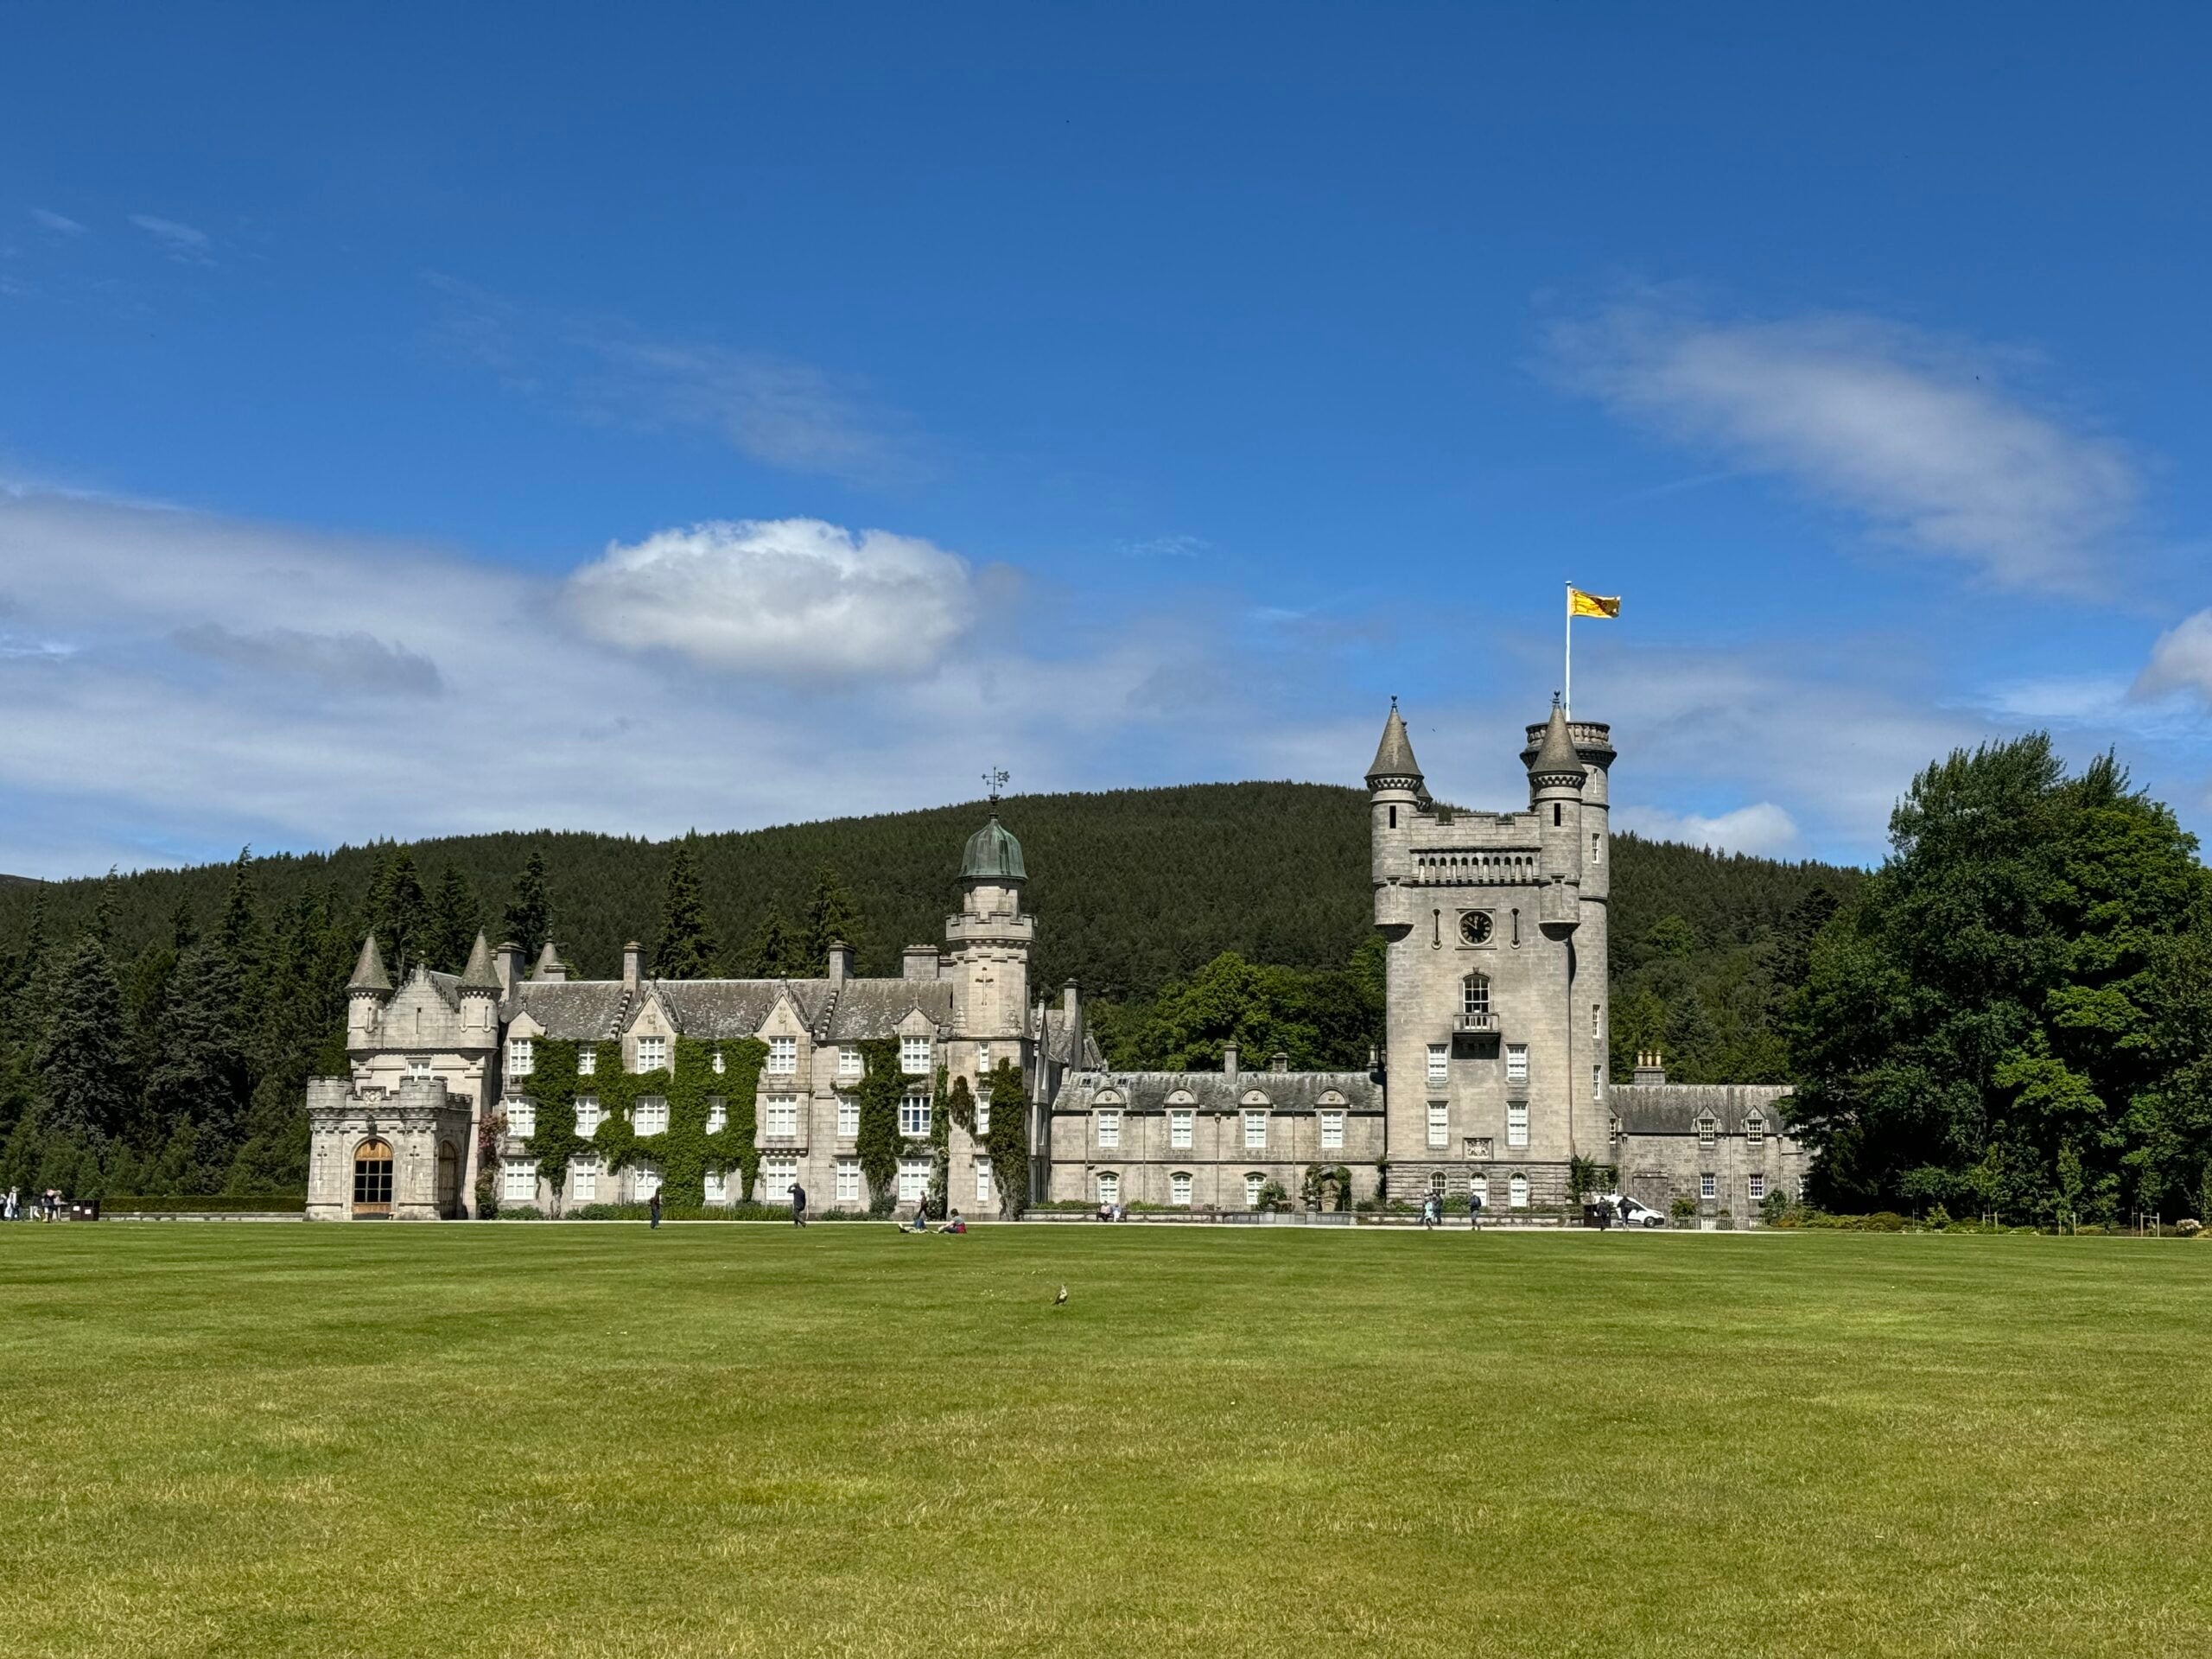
xmin=791 ymin=1181 xmax=808 ymax=1227
xmin=648 ymin=1188 xmax=663 ymax=1230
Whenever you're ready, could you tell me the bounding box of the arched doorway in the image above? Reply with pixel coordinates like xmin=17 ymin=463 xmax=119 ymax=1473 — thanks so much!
xmin=435 ymin=1141 xmax=460 ymax=1217
xmin=353 ymin=1138 xmax=394 ymax=1218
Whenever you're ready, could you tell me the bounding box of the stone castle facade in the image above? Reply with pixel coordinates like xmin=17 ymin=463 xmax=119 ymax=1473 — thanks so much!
xmin=306 ymin=699 xmax=1802 ymax=1220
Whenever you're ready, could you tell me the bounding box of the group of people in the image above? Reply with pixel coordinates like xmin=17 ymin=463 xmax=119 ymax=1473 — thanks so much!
xmin=3 ymin=1187 xmax=65 ymax=1221
xmin=1419 ymin=1191 xmax=1483 ymax=1230
xmin=903 ymin=1198 xmax=966 ymax=1234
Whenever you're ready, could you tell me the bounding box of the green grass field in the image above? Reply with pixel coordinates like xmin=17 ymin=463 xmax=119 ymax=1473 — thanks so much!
xmin=2 ymin=1224 xmax=2206 ymax=1658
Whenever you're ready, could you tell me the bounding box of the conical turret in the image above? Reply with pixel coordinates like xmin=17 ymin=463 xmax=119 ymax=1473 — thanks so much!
xmin=459 ymin=931 xmax=501 ymax=991
xmin=347 ymin=933 xmax=392 ymax=993
xmin=1365 ymin=698 xmax=1424 ymax=791
xmin=1526 ymin=698 xmax=1586 ymax=788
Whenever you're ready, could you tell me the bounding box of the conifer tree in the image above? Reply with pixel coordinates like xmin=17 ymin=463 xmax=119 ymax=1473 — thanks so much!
xmin=35 ymin=930 xmax=131 ymax=1190
xmin=654 ymin=836 xmax=717 ymax=978
xmin=143 ymin=943 xmax=251 ymax=1192
xmin=800 ymin=863 xmax=864 ymax=974
xmin=745 ymin=907 xmax=804 ymax=978
xmin=501 ymin=848 xmax=554 ymax=953
xmin=425 ymin=864 xmax=481 ymax=973
xmin=364 ymin=846 xmax=428 ymax=974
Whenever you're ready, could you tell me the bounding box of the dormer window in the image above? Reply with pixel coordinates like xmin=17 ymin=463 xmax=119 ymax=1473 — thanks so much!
xmin=406 ymin=1057 xmax=432 ymax=1081
xmin=1696 ymin=1115 xmax=1718 ymax=1149
xmin=901 ymin=1036 xmax=931 ymax=1075
xmin=713 ymin=1050 xmax=726 ymax=1075
xmin=1745 ymin=1113 xmax=1765 ymax=1147
xmin=578 ymin=1049 xmax=596 ymax=1076
xmin=636 ymin=1036 xmax=668 ymax=1073
xmin=768 ymin=1036 xmax=798 ymax=1076
xmin=506 ymin=1039 xmax=533 ymax=1077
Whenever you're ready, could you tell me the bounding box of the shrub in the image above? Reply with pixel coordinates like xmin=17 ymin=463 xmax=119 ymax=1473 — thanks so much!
xmin=1669 ymin=1194 xmax=1698 ymax=1222
xmin=2177 ymin=1218 xmax=2202 ymax=1236
xmin=1924 ymin=1203 xmax=1952 ymax=1230
xmin=495 ymin=1205 xmax=545 ymax=1221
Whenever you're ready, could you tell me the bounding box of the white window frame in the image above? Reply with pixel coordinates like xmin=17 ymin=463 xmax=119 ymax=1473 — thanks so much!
xmin=1427 ymin=1044 xmax=1448 ymax=1087
xmin=899 ymin=1089 xmax=931 ymax=1138
xmin=763 ymin=1156 xmax=798 ymax=1205
xmin=506 ymin=1100 xmax=536 ymax=1139
xmin=712 ymin=1050 xmax=726 ymax=1075
xmin=898 ymin=1160 xmax=929 ymax=1202
xmin=1096 ymin=1109 xmax=1120 ymax=1149
xmin=767 ymin=1036 xmax=798 ymax=1076
xmin=764 ymin=1095 xmax=799 ymax=1139
xmin=1505 ymin=1044 xmax=1529 ymax=1085
xmin=634 ymin=1166 xmax=662 ymax=1198
xmin=705 ymin=1099 xmax=728 ymax=1134
xmin=975 ymin=1160 xmax=993 ymax=1207
xmin=900 ymin=1035 xmax=931 ymax=1076
xmin=1700 ymin=1172 xmax=1718 ymax=1201
xmin=577 ymin=1048 xmax=596 ymax=1076
xmin=836 ymin=1095 xmax=860 ymax=1139
xmin=1506 ymin=1101 xmax=1529 ymax=1148
xmin=1427 ymin=1102 xmax=1448 ymax=1148
xmin=1749 ymin=1172 xmax=1767 ymax=1203
xmin=406 ymin=1056 xmax=432 ymax=1081
xmin=1320 ymin=1110 xmax=1344 ymax=1151
xmin=633 ymin=1097 xmax=669 ymax=1137
xmin=1170 ymin=1171 xmax=1192 ymax=1206
xmin=1170 ymin=1109 xmax=1194 ymax=1149
xmin=1243 ymin=1172 xmax=1265 ymax=1209
xmin=1243 ymin=1109 xmax=1267 ymax=1150
xmin=1745 ymin=1114 xmax=1765 ymax=1147
xmin=1509 ymin=1173 xmax=1529 ymax=1209
xmin=575 ymin=1096 xmax=602 ymax=1135
xmin=1096 ymin=1171 xmax=1120 ymax=1205
xmin=1463 ymin=976 xmax=1491 ymax=1016
xmin=703 ymin=1169 xmax=728 ymax=1204
xmin=976 ymin=1090 xmax=991 ymax=1135
xmin=635 ymin=1035 xmax=668 ymax=1073
xmin=1697 ymin=1116 xmax=1718 ymax=1149
xmin=1593 ymin=1064 xmax=1603 ymax=1102
xmin=502 ymin=1160 xmax=537 ymax=1203
xmin=571 ymin=1161 xmax=598 ymax=1202
xmin=1469 ymin=1173 xmax=1487 ymax=1210
xmin=834 ymin=1160 xmax=861 ymax=1203
xmin=836 ymin=1046 xmax=861 ymax=1080
xmin=506 ymin=1038 xmax=533 ymax=1077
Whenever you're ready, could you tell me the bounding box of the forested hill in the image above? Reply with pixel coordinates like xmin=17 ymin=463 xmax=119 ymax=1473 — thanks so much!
xmin=0 ymin=783 xmax=1853 ymax=1004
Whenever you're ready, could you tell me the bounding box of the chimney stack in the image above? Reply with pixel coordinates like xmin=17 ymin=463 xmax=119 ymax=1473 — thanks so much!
xmin=902 ymin=944 xmax=939 ymax=982
xmin=1633 ymin=1049 xmax=1667 ymax=1086
xmin=1270 ymin=1051 xmax=1289 ymax=1074
xmin=623 ymin=941 xmax=644 ymax=988
xmin=495 ymin=941 xmax=524 ymax=997
xmin=1223 ymin=1039 xmax=1239 ymax=1081
xmin=533 ymin=941 xmax=566 ymax=983
xmin=828 ymin=940 xmax=855 ymax=984
xmin=1063 ymin=980 xmax=1084 ymax=1074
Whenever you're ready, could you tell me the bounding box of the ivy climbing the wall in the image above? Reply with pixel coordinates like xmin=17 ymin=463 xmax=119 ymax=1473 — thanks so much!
xmin=851 ymin=1036 xmax=916 ymax=1205
xmin=519 ymin=1035 xmax=767 ymax=1211
xmin=983 ymin=1058 xmax=1027 ymax=1217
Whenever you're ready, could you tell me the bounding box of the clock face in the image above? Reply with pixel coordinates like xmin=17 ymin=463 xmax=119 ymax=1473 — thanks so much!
xmin=1459 ymin=911 xmax=1493 ymax=945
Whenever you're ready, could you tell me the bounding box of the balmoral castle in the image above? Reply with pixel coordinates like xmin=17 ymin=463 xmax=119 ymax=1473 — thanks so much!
xmin=305 ymin=699 xmax=1802 ymax=1220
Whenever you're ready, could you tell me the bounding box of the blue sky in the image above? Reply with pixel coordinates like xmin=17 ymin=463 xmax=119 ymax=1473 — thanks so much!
xmin=3 ymin=1 xmax=2209 ymax=878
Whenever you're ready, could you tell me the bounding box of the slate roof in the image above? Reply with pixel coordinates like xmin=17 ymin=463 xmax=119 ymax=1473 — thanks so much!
xmin=823 ymin=979 xmax=956 ymax=1040
xmin=1527 ymin=702 xmax=1586 ymax=784
xmin=1035 ymin=1007 xmax=1105 ymax=1068
xmin=1052 ymin=1068 xmax=1382 ymax=1114
xmin=1611 ymin=1083 xmax=1793 ymax=1135
xmin=1365 ymin=702 xmax=1423 ymax=785
xmin=507 ymin=981 xmax=632 ymax=1040
xmin=459 ymin=932 xmax=501 ymax=991
xmin=347 ymin=934 xmax=391 ymax=992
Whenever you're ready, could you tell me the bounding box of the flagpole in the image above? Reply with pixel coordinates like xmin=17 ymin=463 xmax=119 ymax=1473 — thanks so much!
xmin=1563 ymin=581 xmax=1573 ymax=715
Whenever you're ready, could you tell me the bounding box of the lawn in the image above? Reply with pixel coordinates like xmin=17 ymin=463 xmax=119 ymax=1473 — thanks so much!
xmin=1 ymin=1224 xmax=2206 ymax=1658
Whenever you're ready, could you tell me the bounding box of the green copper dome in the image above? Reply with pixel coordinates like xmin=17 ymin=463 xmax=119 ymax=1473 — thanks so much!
xmin=961 ymin=814 xmax=1027 ymax=880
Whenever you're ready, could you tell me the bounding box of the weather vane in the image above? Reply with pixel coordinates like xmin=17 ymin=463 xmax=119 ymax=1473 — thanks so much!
xmin=984 ymin=766 xmax=1009 ymax=805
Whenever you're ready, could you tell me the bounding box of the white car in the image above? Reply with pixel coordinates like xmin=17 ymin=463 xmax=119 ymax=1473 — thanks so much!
xmin=1598 ymin=1193 xmax=1668 ymax=1228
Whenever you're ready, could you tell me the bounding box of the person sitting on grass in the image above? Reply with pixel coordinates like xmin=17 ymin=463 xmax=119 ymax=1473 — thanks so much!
xmin=944 ymin=1209 xmax=967 ymax=1235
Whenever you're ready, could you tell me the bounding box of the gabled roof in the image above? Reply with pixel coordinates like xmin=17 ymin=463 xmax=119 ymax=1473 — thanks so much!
xmin=507 ymin=981 xmax=632 ymax=1041
xmin=1611 ymin=1083 xmax=1793 ymax=1135
xmin=1033 ymin=1007 xmax=1105 ymax=1068
xmin=1052 ymin=1069 xmax=1382 ymax=1114
xmin=347 ymin=934 xmax=391 ymax=993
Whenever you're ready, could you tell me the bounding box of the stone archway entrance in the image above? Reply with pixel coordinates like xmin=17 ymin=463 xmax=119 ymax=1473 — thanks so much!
xmin=353 ymin=1138 xmax=395 ymax=1218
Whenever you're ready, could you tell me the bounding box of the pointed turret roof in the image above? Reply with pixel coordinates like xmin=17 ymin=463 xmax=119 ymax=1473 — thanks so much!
xmin=533 ymin=940 xmax=564 ymax=980
xmin=347 ymin=933 xmax=391 ymax=993
xmin=1528 ymin=700 xmax=1586 ymax=785
xmin=459 ymin=931 xmax=501 ymax=991
xmin=1365 ymin=699 xmax=1424 ymax=788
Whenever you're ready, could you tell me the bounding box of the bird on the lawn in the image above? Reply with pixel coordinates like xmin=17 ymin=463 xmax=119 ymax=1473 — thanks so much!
xmin=1054 ymin=1284 xmax=1068 ymax=1307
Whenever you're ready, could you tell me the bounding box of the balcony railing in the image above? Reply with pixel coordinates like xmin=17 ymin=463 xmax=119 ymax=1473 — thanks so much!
xmin=1453 ymin=1012 xmax=1497 ymax=1033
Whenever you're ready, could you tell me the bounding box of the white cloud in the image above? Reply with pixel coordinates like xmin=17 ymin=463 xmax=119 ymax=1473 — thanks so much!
xmin=1615 ymin=801 xmax=1800 ymax=857
xmin=128 ymin=213 xmax=213 ymax=262
xmin=172 ymin=623 xmax=446 ymax=696
xmin=30 ymin=208 xmax=86 ymax=235
xmin=1550 ymin=305 xmax=2137 ymax=593
xmin=2134 ymin=609 xmax=2212 ymax=703
xmin=565 ymin=518 xmax=973 ymax=678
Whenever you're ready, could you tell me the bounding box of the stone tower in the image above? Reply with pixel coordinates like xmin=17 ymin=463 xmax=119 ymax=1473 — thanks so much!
xmin=1369 ymin=697 xmax=1616 ymax=1211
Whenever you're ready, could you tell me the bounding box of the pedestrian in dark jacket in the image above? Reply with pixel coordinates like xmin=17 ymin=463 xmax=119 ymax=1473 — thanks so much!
xmin=648 ymin=1189 xmax=663 ymax=1229
xmin=791 ymin=1182 xmax=808 ymax=1227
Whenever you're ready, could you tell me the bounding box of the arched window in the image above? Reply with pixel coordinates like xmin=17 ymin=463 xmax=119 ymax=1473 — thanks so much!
xmin=1170 ymin=1171 xmax=1192 ymax=1206
xmin=1428 ymin=1170 xmax=1446 ymax=1198
xmin=353 ymin=1139 xmax=393 ymax=1217
xmin=1244 ymin=1172 xmax=1266 ymax=1209
xmin=1463 ymin=974 xmax=1491 ymax=1016
xmin=1509 ymin=1173 xmax=1529 ymax=1210
xmin=1096 ymin=1171 xmax=1120 ymax=1205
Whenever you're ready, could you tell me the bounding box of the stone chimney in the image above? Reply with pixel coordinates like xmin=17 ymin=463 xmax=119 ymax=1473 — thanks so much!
xmin=1633 ymin=1049 xmax=1667 ymax=1086
xmin=623 ymin=941 xmax=644 ymax=989
xmin=1062 ymin=980 xmax=1084 ymax=1073
xmin=903 ymin=944 xmax=940 ymax=982
xmin=533 ymin=941 xmax=566 ymax=983
xmin=826 ymin=940 xmax=854 ymax=983
xmin=1223 ymin=1039 xmax=1239 ymax=1081
xmin=495 ymin=940 xmax=524 ymax=998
